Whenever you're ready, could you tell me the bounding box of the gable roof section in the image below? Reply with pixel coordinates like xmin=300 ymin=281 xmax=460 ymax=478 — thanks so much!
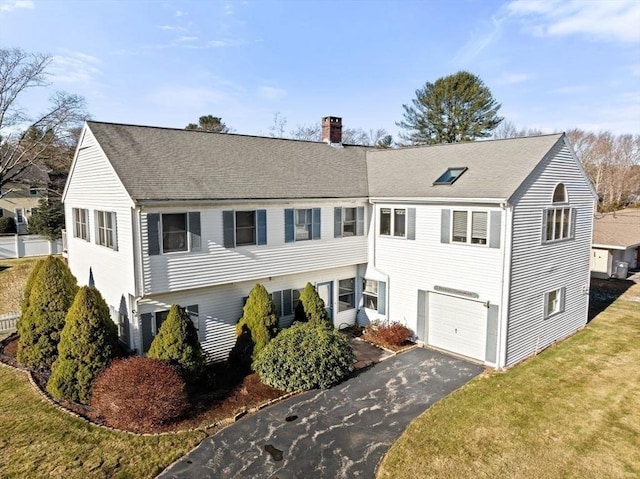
xmin=86 ymin=121 xmax=369 ymax=202
xmin=366 ymin=134 xmax=564 ymax=201
xmin=592 ymin=209 xmax=640 ymax=249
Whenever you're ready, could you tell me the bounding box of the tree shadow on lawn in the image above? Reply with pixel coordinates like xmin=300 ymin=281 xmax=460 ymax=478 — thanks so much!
xmin=588 ymin=278 xmax=635 ymax=322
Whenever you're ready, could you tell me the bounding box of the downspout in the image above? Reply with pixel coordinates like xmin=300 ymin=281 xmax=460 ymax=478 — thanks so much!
xmin=133 ymin=206 xmax=146 ymax=353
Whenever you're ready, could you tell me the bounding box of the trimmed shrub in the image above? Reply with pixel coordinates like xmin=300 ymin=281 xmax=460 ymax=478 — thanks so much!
xmin=46 ymin=286 xmax=118 ymax=404
xmin=232 ymin=283 xmax=279 ymax=368
xmin=293 ymin=282 xmax=332 ymax=327
xmin=364 ymin=320 xmax=413 ymax=348
xmin=147 ymin=304 xmax=205 ymax=384
xmin=16 ymin=258 xmax=45 ymax=332
xmin=17 ymin=256 xmax=78 ymax=369
xmin=90 ymin=356 xmax=188 ymax=432
xmin=254 ymin=322 xmax=355 ymax=391
xmin=0 ymin=216 xmax=17 ymax=234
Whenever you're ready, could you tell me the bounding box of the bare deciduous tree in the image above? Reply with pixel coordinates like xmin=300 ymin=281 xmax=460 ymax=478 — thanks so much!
xmin=0 ymin=48 xmax=88 ymax=198
xmin=267 ymin=112 xmax=287 ymax=138
xmin=283 ymin=116 xmax=390 ymax=146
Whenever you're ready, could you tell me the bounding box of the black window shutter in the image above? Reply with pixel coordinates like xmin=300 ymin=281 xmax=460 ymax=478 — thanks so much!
xmin=334 ymin=207 xmax=342 ymax=238
xmin=147 ymin=213 xmax=160 ymax=255
xmin=189 ymin=212 xmax=201 ymax=251
xmin=407 ymin=208 xmax=416 ymax=240
xmin=282 ymin=289 xmax=293 ymax=316
xmin=356 ymin=206 xmax=365 ymax=236
xmin=223 ymin=210 xmax=235 ymax=248
xmin=440 ymin=209 xmax=450 ymax=244
xmin=284 ymin=209 xmax=295 ymax=243
xmin=489 ymin=211 xmax=502 ymax=249
xmin=140 ymin=313 xmax=153 ymax=353
xmin=312 ymin=208 xmax=321 ymax=240
xmin=272 ymin=292 xmax=282 ymax=317
xmin=186 ymin=304 xmax=199 ymax=331
xmin=257 ymin=209 xmax=267 ymax=245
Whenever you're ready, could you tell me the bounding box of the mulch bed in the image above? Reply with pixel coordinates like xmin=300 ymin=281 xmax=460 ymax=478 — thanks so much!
xmin=0 ymin=334 xmax=286 ymax=435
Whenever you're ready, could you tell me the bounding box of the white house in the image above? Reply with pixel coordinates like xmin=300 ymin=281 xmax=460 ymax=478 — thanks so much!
xmin=62 ymin=117 xmax=596 ymax=368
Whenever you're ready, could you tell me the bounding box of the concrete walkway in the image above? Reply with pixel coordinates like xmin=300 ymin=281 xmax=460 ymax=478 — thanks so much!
xmin=158 ymin=348 xmax=484 ymax=479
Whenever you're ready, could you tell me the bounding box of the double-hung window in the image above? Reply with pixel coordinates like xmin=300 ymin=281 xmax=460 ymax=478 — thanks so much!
xmin=223 ymin=210 xmax=267 ymax=248
xmin=338 ymin=278 xmax=356 ymax=312
xmin=148 ymin=212 xmax=201 ymax=255
xmin=543 ymin=184 xmax=574 ymax=243
xmin=544 ymin=288 xmax=565 ymax=319
xmin=334 ymin=206 xmax=365 ymax=238
xmin=285 ymin=208 xmax=321 ymax=242
xmin=95 ymin=210 xmax=117 ymax=250
xmin=73 ymin=208 xmax=89 ymax=241
xmin=380 ymin=207 xmax=414 ymax=238
xmin=452 ymin=211 xmax=488 ymax=245
xmin=363 ymin=279 xmax=387 ymax=314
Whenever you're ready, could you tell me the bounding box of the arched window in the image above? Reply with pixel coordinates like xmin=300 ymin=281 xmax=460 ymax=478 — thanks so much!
xmin=552 ymin=183 xmax=567 ymax=203
xmin=544 ymin=183 xmax=573 ymax=242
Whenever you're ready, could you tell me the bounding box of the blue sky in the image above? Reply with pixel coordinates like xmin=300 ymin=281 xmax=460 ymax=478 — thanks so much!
xmin=1 ymin=0 xmax=639 ymax=139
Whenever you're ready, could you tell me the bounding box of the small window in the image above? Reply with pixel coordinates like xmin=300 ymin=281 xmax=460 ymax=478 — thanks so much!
xmin=363 ymin=279 xmax=379 ymax=310
xmin=552 ymin=183 xmax=567 ymax=203
xmin=380 ymin=208 xmax=406 ymax=237
xmin=73 ymin=208 xmax=89 ymax=241
xmin=343 ymin=208 xmax=356 ymax=237
xmin=236 ymin=211 xmax=256 ymax=246
xmin=295 ymin=209 xmax=312 ymax=241
xmin=544 ymin=288 xmax=565 ymax=319
xmin=95 ymin=210 xmax=116 ymax=250
xmin=15 ymin=208 xmax=24 ymax=224
xmin=338 ymin=278 xmax=355 ymax=312
xmin=29 ymin=187 xmax=38 ymax=196
xmin=162 ymin=213 xmax=188 ymax=253
xmin=451 ymin=210 xmax=488 ymax=245
xmin=434 ymin=167 xmax=468 ymax=185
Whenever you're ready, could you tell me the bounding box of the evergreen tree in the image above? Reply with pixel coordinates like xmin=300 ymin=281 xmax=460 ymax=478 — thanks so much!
xmin=0 ymin=216 xmax=16 ymax=234
xmin=17 ymin=256 xmax=78 ymax=369
xmin=185 ymin=115 xmax=230 ymax=133
xmin=398 ymin=71 xmax=503 ymax=145
xmin=294 ymin=282 xmax=332 ymax=328
xmin=47 ymin=286 xmax=118 ymax=404
xmin=20 ymin=257 xmax=45 ymax=314
xmin=147 ymin=304 xmax=205 ymax=383
xmin=27 ymin=197 xmax=64 ymax=240
xmin=233 ymin=284 xmax=279 ymax=367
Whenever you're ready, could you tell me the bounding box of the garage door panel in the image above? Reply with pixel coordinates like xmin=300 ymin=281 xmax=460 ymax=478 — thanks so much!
xmin=428 ymin=293 xmax=486 ymax=361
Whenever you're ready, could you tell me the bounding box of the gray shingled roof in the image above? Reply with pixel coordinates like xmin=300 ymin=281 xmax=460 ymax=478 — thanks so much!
xmin=366 ymin=134 xmax=564 ymax=200
xmin=87 ymin=121 xmax=369 ymax=201
xmin=592 ymin=209 xmax=640 ymax=248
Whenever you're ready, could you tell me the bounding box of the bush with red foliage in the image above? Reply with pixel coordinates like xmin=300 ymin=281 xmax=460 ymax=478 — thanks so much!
xmin=365 ymin=320 xmax=413 ymax=348
xmin=90 ymin=356 xmax=189 ymax=432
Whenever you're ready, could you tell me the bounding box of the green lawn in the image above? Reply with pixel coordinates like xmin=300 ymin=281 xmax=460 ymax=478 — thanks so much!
xmin=0 ymin=364 xmax=205 ymax=478
xmin=377 ymin=283 xmax=640 ymax=479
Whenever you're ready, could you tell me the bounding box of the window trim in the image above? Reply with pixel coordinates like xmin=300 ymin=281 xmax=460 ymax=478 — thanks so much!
xmin=285 ymin=208 xmax=320 ymax=243
xmin=161 ymin=212 xmax=189 ymax=254
xmin=95 ymin=210 xmax=117 ymax=250
xmin=223 ymin=209 xmax=267 ymax=248
xmin=338 ymin=278 xmax=356 ymax=312
xmin=72 ymin=208 xmax=89 ymax=241
xmin=379 ymin=207 xmax=406 ymax=238
xmin=543 ymin=207 xmax=574 ymax=243
xmin=235 ymin=210 xmax=257 ymax=246
xmin=544 ymin=287 xmax=565 ymax=319
xmin=451 ymin=209 xmax=489 ymax=246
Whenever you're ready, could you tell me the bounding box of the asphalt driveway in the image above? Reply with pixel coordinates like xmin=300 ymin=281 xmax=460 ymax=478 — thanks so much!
xmin=158 ymin=347 xmax=484 ymax=479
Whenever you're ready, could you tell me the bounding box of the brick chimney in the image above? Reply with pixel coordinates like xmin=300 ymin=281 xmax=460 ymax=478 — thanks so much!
xmin=322 ymin=116 xmax=342 ymax=144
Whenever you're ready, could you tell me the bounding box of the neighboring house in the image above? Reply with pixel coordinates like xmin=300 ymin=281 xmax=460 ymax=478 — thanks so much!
xmin=63 ymin=117 xmax=597 ymax=368
xmin=0 ymin=166 xmax=50 ymax=234
xmin=591 ymin=209 xmax=640 ymax=279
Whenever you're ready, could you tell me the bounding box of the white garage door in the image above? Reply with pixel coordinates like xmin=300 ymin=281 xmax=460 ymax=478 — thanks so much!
xmin=428 ymin=293 xmax=487 ymax=361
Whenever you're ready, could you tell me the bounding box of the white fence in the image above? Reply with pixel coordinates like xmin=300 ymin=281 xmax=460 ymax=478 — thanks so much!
xmin=0 ymin=312 xmax=19 ymax=333
xmin=0 ymin=234 xmax=63 ymax=259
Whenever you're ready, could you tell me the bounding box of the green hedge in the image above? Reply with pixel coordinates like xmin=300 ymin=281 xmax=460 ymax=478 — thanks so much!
xmin=254 ymin=322 xmax=354 ymax=391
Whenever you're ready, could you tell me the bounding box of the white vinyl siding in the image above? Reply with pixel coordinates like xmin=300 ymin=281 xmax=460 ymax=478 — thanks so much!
xmin=506 ymin=141 xmax=594 ymax=367
xmin=143 ymin=202 xmax=368 ymax=295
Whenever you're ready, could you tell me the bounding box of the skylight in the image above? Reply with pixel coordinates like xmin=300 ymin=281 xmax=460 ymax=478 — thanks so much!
xmin=433 ymin=167 xmax=468 ymax=185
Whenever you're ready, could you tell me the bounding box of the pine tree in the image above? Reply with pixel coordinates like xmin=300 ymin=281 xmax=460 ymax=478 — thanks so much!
xmin=27 ymin=198 xmax=64 ymax=240
xmin=17 ymin=256 xmax=78 ymax=369
xmin=294 ymin=282 xmax=332 ymax=328
xmin=147 ymin=304 xmax=205 ymax=384
xmin=233 ymin=283 xmax=279 ymax=367
xmin=398 ymin=71 xmax=503 ymax=145
xmin=47 ymin=286 xmax=118 ymax=404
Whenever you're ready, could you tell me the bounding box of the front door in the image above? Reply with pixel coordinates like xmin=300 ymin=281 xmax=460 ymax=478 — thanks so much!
xmin=316 ymin=282 xmax=333 ymax=323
